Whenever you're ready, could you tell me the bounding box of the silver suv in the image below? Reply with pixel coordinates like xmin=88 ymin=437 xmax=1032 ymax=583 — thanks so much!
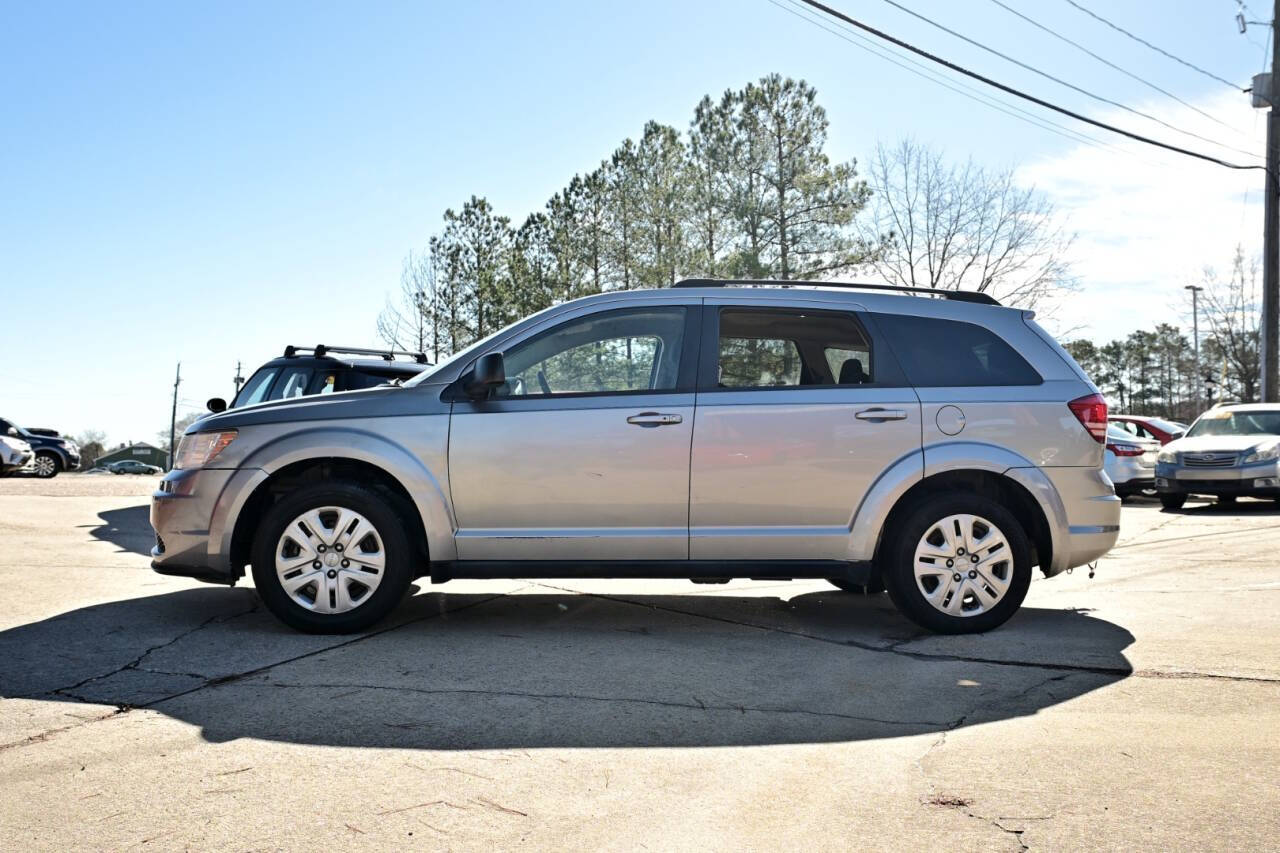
xmin=151 ymin=280 xmax=1120 ymax=635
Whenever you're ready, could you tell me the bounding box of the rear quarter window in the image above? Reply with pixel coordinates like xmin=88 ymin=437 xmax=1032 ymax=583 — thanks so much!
xmin=871 ymin=314 xmax=1041 ymax=387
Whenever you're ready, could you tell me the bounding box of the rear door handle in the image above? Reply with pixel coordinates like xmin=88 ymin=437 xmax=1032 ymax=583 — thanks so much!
xmin=627 ymin=412 xmax=683 ymax=427
xmin=855 ymin=408 xmax=907 ymax=422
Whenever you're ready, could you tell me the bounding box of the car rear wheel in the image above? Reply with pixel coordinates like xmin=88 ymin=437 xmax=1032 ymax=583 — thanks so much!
xmin=251 ymin=482 xmax=414 ymax=633
xmin=882 ymin=494 xmax=1032 ymax=634
xmin=1159 ymin=493 xmax=1187 ymax=510
xmin=32 ymin=452 xmax=60 ymax=478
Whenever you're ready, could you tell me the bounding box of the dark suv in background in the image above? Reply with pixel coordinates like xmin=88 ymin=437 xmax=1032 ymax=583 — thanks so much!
xmin=0 ymin=416 xmax=80 ymax=478
xmin=208 ymin=345 xmax=432 ymax=413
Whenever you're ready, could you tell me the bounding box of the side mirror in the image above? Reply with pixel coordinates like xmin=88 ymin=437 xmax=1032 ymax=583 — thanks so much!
xmin=5 ymin=427 xmax=17 ymax=437
xmin=207 ymin=397 xmax=228 ymax=413
xmin=465 ymin=352 xmax=506 ymax=398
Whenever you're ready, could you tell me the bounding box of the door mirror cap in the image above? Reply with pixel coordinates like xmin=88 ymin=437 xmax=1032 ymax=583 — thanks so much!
xmin=465 ymin=353 xmax=506 ymax=398
xmin=5 ymin=426 xmax=17 ymax=437
xmin=206 ymin=397 xmax=228 ymax=413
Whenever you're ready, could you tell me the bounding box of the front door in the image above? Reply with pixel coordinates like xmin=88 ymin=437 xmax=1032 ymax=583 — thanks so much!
xmin=449 ymin=303 xmax=700 ymax=561
xmin=689 ymin=302 xmax=923 ymax=561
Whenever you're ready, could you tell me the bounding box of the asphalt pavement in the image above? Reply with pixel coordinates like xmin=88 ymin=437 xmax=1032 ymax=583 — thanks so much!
xmin=0 ymin=475 xmax=1276 ymax=850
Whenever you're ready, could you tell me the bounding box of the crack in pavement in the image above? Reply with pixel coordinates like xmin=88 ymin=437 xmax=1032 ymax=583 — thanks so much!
xmin=254 ymin=681 xmax=947 ymax=727
xmin=531 ymin=582 xmax=1135 ymax=678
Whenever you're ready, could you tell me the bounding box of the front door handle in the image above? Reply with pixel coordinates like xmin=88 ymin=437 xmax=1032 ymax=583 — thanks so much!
xmin=627 ymin=412 xmax=683 ymax=427
xmin=855 ymin=408 xmax=908 ymax=422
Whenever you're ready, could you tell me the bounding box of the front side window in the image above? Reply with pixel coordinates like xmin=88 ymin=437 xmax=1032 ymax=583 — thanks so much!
xmin=235 ymin=368 xmax=278 ymax=407
xmin=871 ymin=314 xmax=1042 ymax=387
xmin=715 ymin=309 xmax=873 ymax=389
xmin=498 ymin=307 xmax=686 ymax=397
xmin=274 ymin=367 xmax=313 ymax=400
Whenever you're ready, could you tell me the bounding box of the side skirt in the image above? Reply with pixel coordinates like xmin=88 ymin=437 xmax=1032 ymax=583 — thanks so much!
xmin=428 ymin=559 xmax=872 ymax=585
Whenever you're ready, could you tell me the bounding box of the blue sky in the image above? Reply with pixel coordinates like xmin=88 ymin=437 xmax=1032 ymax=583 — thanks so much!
xmin=2 ymin=0 xmax=1271 ymax=444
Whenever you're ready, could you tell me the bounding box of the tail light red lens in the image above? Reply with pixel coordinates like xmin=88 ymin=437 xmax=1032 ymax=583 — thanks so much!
xmin=1068 ymin=393 xmax=1108 ymax=443
xmin=1106 ymin=443 xmax=1144 ymax=457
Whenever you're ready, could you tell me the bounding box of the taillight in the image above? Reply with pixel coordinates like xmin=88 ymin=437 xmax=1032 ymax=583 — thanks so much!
xmin=1106 ymin=443 xmax=1144 ymax=457
xmin=1068 ymin=393 xmax=1108 ymax=443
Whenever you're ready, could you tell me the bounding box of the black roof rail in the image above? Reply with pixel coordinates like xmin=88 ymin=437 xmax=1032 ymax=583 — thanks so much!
xmin=670 ymin=278 xmax=1001 ymax=306
xmin=283 ymin=344 xmax=431 ymax=364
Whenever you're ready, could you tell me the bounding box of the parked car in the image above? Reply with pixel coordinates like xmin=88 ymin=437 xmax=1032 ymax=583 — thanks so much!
xmin=152 ymin=279 xmax=1120 ymax=636
xmin=0 ymin=435 xmax=34 ymax=476
xmin=107 ymin=459 xmax=163 ymax=475
xmin=1155 ymin=403 xmax=1280 ymax=509
xmin=208 ymin=345 xmax=431 ymax=413
xmin=0 ymin=417 xmax=79 ymax=478
xmin=1109 ymin=414 xmax=1186 ymax=445
xmin=1104 ymin=425 xmax=1159 ymax=499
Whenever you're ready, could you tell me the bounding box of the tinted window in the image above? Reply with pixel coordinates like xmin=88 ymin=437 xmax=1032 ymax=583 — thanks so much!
xmin=716 ymin=309 xmax=873 ymax=389
xmin=871 ymin=314 xmax=1041 ymax=387
xmin=500 ymin=307 xmax=686 ymax=396
xmin=235 ymin=368 xmax=278 ymax=407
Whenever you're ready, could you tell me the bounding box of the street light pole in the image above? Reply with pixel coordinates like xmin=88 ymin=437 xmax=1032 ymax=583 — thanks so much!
xmin=1185 ymin=284 xmax=1204 ymax=413
xmin=1260 ymin=0 xmax=1280 ymax=401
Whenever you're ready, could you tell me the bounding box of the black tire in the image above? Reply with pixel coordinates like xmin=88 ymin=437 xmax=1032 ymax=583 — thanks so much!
xmin=32 ymin=452 xmax=60 ymax=479
xmin=251 ymin=482 xmax=415 ymax=633
xmin=1216 ymin=494 xmax=1237 ymax=506
xmin=881 ymin=493 xmax=1032 ymax=634
xmin=828 ymin=577 xmax=885 ymax=594
xmin=1159 ymin=493 xmax=1187 ymax=511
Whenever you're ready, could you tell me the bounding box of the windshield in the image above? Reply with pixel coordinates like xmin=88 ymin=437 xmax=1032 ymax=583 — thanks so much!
xmin=1145 ymin=417 xmax=1183 ymax=434
xmin=1186 ymin=409 xmax=1280 ymax=437
xmin=403 ymin=303 xmax=563 ymax=388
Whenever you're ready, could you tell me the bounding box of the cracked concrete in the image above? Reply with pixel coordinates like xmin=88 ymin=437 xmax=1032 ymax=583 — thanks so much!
xmin=1 ymin=478 xmax=1278 ymax=849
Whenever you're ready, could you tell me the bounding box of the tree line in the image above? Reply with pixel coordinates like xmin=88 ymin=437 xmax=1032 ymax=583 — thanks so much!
xmin=378 ymin=75 xmax=1076 ymax=359
xmin=1064 ymin=248 xmax=1262 ymax=421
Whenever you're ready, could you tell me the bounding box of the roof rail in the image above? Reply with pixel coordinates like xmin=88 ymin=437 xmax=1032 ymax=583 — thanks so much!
xmin=670 ymin=278 xmax=1001 ymax=306
xmin=283 ymin=345 xmax=431 ymax=364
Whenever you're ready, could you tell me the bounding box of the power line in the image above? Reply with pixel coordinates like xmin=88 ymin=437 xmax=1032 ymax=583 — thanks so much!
xmin=879 ymin=0 xmax=1260 ymax=159
xmin=793 ymin=0 xmax=1268 ymax=174
xmin=1062 ymin=0 xmax=1241 ymax=90
xmin=988 ymin=0 xmax=1250 ymax=135
xmin=771 ymin=0 xmax=1149 ymax=164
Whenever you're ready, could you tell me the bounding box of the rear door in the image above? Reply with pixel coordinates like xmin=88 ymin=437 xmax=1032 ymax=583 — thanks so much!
xmin=688 ymin=299 xmax=922 ymax=561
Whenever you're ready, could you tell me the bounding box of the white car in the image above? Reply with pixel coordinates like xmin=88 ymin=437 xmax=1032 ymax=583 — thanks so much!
xmin=1104 ymin=424 xmax=1159 ymax=498
xmin=0 ymin=435 xmax=34 ymax=476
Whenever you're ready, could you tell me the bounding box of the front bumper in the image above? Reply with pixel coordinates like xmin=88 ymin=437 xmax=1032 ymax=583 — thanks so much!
xmin=150 ymin=466 xmax=264 ymax=584
xmin=1155 ymin=461 xmax=1280 ymax=497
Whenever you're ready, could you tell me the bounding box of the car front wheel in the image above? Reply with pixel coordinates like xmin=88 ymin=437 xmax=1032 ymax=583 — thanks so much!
xmin=32 ymin=452 xmax=60 ymax=478
xmin=251 ymin=482 xmax=414 ymax=633
xmin=882 ymin=494 xmax=1032 ymax=634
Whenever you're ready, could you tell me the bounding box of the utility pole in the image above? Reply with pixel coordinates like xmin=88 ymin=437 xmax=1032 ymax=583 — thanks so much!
xmin=1260 ymin=0 xmax=1280 ymax=401
xmin=168 ymin=362 xmax=181 ymax=470
xmin=233 ymin=361 xmax=244 ymax=397
xmin=1185 ymin=284 xmax=1204 ymax=412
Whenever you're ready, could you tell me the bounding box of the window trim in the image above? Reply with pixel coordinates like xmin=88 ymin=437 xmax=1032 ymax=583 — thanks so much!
xmin=447 ymin=305 xmax=702 ymax=403
xmin=696 ymin=305 xmax=906 ymax=393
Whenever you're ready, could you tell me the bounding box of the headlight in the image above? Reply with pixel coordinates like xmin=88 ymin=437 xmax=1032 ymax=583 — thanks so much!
xmin=1157 ymin=448 xmax=1177 ymax=463
xmin=1242 ymin=444 xmax=1280 ymax=465
xmin=174 ymin=430 xmax=237 ymax=469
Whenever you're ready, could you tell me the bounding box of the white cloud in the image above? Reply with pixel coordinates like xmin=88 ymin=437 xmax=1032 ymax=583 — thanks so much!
xmin=1017 ymin=90 xmax=1265 ymax=341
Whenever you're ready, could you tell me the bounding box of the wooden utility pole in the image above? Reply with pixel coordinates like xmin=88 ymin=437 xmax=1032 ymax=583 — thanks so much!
xmin=1262 ymin=0 xmax=1280 ymax=401
xmin=168 ymin=362 xmax=181 ymax=470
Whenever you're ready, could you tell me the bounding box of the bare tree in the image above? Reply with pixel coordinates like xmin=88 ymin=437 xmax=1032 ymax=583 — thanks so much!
xmin=376 ymin=250 xmax=437 ymax=360
xmin=859 ymin=139 xmax=1075 ymax=311
xmin=1200 ymin=246 xmax=1261 ymax=403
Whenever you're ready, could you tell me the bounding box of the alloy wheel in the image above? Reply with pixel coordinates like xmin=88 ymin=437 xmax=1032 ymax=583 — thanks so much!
xmin=912 ymin=513 xmax=1013 ymax=617
xmin=274 ymin=506 xmax=386 ymax=614
xmin=32 ymin=455 xmax=57 ymax=478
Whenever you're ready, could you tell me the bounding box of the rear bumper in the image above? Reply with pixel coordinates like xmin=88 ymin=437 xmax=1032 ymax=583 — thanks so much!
xmin=1037 ymin=466 xmax=1121 ymax=576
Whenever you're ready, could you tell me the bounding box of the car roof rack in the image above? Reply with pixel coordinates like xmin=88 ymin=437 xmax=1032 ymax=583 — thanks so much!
xmin=670 ymin=278 xmax=1001 ymax=306
xmin=283 ymin=345 xmax=431 ymax=364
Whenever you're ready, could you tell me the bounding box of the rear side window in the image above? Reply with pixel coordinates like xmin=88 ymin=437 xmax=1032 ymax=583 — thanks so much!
xmin=871 ymin=314 xmax=1041 ymax=387
xmin=716 ymin=309 xmax=874 ymax=389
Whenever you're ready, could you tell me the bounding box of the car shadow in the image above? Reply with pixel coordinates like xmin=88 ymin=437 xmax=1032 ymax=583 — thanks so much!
xmin=1162 ymin=498 xmax=1280 ymax=515
xmin=0 ymin=586 xmax=1134 ymax=750
xmin=84 ymin=504 xmax=153 ymax=555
